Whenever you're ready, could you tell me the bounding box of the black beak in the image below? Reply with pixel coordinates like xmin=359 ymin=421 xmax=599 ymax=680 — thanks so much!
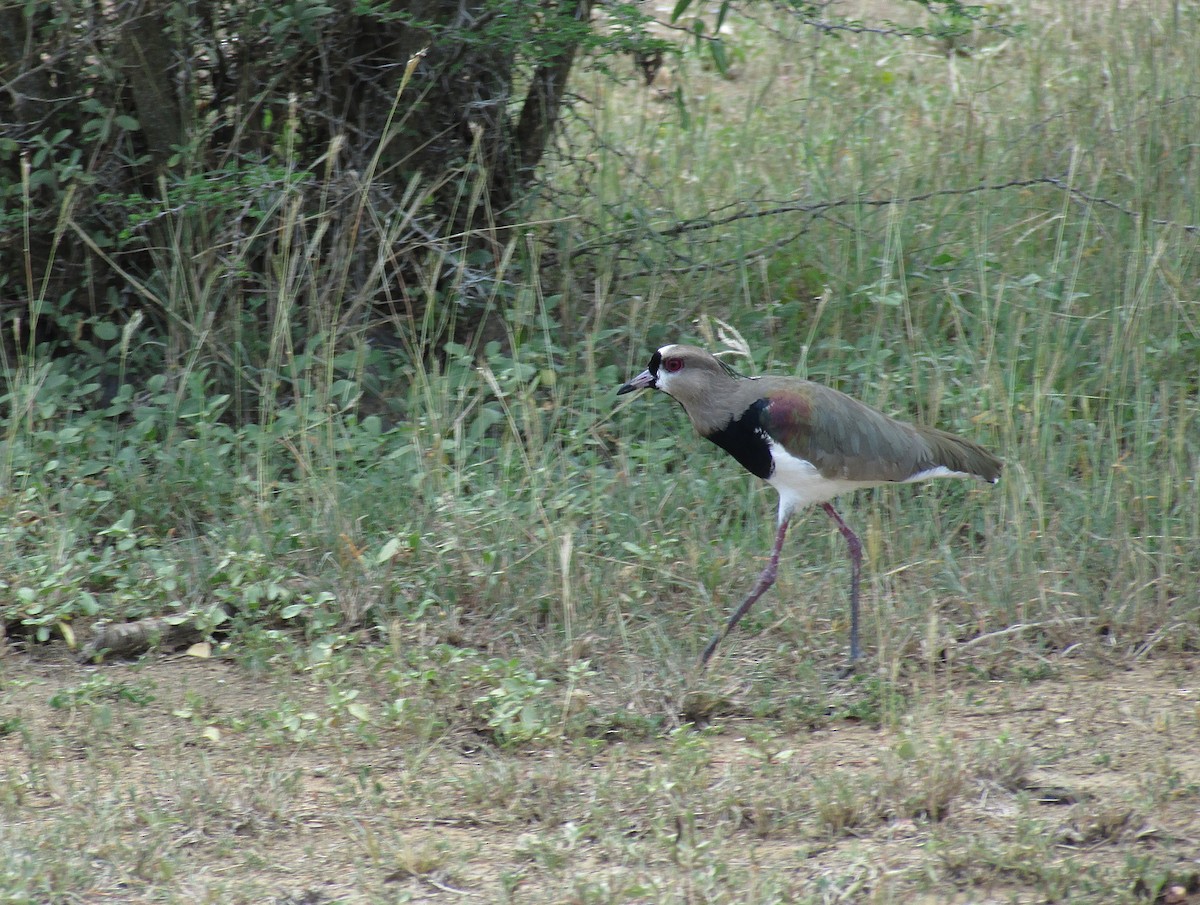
xmin=617 ymin=368 xmax=657 ymax=395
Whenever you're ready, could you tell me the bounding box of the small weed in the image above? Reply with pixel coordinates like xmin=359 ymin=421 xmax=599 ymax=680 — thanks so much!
xmin=1064 ymin=800 xmax=1141 ymax=844
xmin=465 ymin=658 xmax=594 ymax=747
xmin=1138 ymin=758 xmax=1189 ymax=806
xmin=808 ymin=769 xmax=880 ymax=836
xmin=514 ymin=821 xmax=589 ymax=870
xmin=831 ymin=674 xmax=906 ymax=726
xmin=383 ymin=839 xmax=452 ymax=883
xmin=455 ymin=754 xmax=579 ymax=827
xmin=880 ymin=734 xmax=967 ymax=822
xmin=1015 ymin=662 xmax=1057 ymax=683
xmin=930 ymin=813 xmax=1061 ymax=888
xmin=257 ymin=701 xmax=322 ymax=744
xmin=47 ymin=674 xmax=155 ymax=710
xmin=973 ymin=731 xmax=1033 ymax=791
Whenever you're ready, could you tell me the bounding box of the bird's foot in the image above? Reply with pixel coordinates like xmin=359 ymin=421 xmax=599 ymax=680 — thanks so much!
xmin=834 ymin=653 xmax=862 ymax=680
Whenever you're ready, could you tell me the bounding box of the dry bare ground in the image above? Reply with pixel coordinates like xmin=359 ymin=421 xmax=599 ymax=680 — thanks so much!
xmin=3 ymin=645 xmax=1199 ymax=903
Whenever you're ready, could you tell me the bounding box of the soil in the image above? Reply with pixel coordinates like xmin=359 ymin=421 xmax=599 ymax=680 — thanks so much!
xmin=3 ymin=646 xmax=1199 ymax=903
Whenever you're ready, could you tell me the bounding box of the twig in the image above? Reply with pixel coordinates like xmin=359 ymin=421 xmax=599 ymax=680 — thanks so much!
xmin=570 ymin=174 xmax=1200 ymax=269
xmin=1132 ymin=622 xmax=1187 ymax=661
xmin=960 ymin=617 xmax=1094 ymax=649
xmin=77 ymin=609 xmax=224 ymax=662
xmin=957 ymin=705 xmax=1047 ymax=717
xmin=1042 ymin=176 xmax=1200 ymax=235
xmin=423 ymin=876 xmax=482 ymax=897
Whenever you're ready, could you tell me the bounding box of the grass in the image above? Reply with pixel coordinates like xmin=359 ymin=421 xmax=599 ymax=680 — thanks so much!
xmin=2 ymin=0 xmax=1200 ymax=901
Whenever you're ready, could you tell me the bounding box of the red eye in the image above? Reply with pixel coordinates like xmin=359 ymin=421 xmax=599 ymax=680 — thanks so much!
xmin=663 ymin=357 xmax=684 ymax=373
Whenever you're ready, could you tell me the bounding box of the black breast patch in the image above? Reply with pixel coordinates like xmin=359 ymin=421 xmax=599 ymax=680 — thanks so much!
xmin=706 ymin=398 xmax=773 ymax=480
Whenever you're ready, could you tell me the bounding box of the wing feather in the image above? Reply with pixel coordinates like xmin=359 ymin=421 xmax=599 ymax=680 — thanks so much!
xmin=759 ymin=381 xmax=998 ymax=483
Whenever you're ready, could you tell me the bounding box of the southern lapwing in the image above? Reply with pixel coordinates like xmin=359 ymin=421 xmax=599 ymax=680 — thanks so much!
xmin=617 ymin=344 xmax=1002 ymax=667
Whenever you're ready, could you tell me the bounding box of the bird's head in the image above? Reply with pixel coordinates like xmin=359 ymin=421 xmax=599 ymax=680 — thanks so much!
xmin=618 ymin=344 xmax=742 ymax=402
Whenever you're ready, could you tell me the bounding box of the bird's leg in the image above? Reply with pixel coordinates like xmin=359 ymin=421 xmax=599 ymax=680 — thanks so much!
xmin=821 ymin=502 xmax=862 ymax=663
xmin=699 ymin=515 xmax=791 ymax=668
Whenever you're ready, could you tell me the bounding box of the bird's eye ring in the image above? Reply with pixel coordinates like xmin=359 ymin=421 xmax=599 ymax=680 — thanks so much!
xmin=663 ymin=357 xmax=684 ymax=373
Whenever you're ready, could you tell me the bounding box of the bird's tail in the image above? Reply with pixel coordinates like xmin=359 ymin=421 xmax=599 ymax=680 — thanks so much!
xmin=917 ymin=427 xmax=1003 ymax=483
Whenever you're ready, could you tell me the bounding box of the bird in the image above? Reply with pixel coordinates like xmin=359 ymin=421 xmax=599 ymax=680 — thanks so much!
xmin=617 ymin=343 xmax=1002 ymax=667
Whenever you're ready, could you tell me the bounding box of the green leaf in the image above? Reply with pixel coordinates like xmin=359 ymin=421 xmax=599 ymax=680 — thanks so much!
xmin=709 ymin=38 xmax=728 ymax=75
xmin=377 ymin=536 xmax=404 ymax=564
xmin=716 ymin=0 xmax=730 ymax=31
xmin=671 ymin=0 xmax=694 ymax=21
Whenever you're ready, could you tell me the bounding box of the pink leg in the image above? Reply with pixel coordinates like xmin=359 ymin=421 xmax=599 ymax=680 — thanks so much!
xmin=821 ymin=502 xmax=862 ymax=662
xmin=700 ymin=516 xmax=791 ymax=668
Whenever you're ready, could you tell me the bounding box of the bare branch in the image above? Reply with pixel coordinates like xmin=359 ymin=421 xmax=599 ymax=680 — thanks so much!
xmin=569 ymin=173 xmax=1200 ymax=271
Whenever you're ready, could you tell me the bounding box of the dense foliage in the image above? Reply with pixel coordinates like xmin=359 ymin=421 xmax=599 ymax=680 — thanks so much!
xmin=1 ymin=0 xmax=1009 ymax=387
xmin=1 ymin=0 xmax=1195 ymax=684
xmin=0 ymin=0 xmax=671 ymax=377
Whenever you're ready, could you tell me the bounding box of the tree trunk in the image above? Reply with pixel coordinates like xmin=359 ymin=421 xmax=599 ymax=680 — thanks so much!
xmin=118 ymin=1 xmax=185 ymax=173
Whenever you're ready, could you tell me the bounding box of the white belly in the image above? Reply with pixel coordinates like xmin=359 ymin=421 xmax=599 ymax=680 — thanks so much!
xmin=766 ymin=441 xmax=964 ymax=518
xmin=766 ymin=442 xmax=879 ymax=515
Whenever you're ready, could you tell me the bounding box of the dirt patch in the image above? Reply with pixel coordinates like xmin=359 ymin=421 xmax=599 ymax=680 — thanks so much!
xmin=3 ymin=646 xmax=1199 ymax=903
